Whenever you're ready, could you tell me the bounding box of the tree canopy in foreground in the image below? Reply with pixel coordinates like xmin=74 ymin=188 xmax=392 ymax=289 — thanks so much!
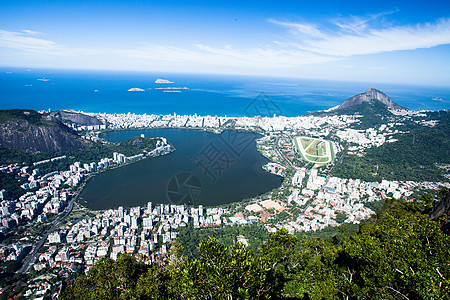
xmin=61 ymin=192 xmax=450 ymax=299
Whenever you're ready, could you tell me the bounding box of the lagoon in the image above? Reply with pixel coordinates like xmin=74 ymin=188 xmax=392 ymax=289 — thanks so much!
xmin=79 ymin=128 xmax=283 ymax=210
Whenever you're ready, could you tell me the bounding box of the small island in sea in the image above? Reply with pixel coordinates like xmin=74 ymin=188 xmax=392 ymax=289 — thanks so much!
xmin=155 ymin=78 xmax=174 ymax=84
xmin=154 ymin=87 xmax=189 ymax=90
xmin=127 ymin=87 xmax=145 ymax=92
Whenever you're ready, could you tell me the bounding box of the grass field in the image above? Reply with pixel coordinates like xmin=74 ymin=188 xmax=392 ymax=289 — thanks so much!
xmin=294 ymin=136 xmax=334 ymax=166
xmin=301 ymin=138 xmax=312 ymax=149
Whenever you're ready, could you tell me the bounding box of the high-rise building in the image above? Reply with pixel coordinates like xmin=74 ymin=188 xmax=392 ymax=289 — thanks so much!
xmin=48 ymin=232 xmax=61 ymax=244
xmin=0 ymin=189 xmax=7 ymax=200
xmin=131 ymin=217 xmax=139 ymax=229
xmin=124 ymin=214 xmax=131 ymax=225
xmin=102 ymin=218 xmax=109 ymax=228
xmin=143 ymin=217 xmax=153 ymax=229
xmin=130 ymin=206 xmax=141 ymax=217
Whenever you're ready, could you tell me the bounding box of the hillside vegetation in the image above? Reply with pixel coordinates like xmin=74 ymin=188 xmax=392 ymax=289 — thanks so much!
xmin=61 ymin=191 xmax=450 ymax=299
xmin=0 ymin=109 xmax=50 ymax=126
xmin=333 ymin=110 xmax=450 ymax=182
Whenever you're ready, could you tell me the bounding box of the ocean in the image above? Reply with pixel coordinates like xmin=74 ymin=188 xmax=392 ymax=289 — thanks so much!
xmin=1 ymin=68 xmax=449 ymax=115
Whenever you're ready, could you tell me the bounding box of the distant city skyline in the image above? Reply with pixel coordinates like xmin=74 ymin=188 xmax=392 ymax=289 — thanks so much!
xmin=0 ymin=0 xmax=450 ymax=86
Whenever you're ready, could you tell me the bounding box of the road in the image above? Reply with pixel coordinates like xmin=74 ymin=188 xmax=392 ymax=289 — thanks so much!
xmin=273 ymin=135 xmax=296 ymax=170
xmin=18 ymin=198 xmax=75 ymax=273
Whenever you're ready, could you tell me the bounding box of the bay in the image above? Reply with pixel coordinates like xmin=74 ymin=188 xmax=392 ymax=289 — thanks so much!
xmin=79 ymin=128 xmax=283 ymax=210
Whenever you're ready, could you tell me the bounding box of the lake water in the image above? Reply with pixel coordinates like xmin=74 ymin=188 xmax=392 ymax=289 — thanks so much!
xmin=79 ymin=128 xmax=283 ymax=210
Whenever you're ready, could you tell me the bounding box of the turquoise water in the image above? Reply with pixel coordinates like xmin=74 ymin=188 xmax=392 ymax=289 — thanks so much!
xmin=79 ymin=128 xmax=283 ymax=210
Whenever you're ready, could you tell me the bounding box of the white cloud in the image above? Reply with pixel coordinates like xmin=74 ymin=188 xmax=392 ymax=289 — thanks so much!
xmin=112 ymin=43 xmax=336 ymax=69
xmin=0 ymin=29 xmax=68 ymax=55
xmin=333 ymin=10 xmax=398 ymax=35
xmin=0 ymin=13 xmax=449 ymax=76
xmin=21 ymin=29 xmax=41 ymax=35
xmin=334 ymin=17 xmax=370 ymax=34
xmin=271 ymin=17 xmax=450 ymax=57
xmin=0 ymin=28 xmax=337 ymax=70
xmin=268 ymin=19 xmax=327 ymax=38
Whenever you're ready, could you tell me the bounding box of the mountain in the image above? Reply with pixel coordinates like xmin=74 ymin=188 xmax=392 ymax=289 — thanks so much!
xmin=337 ymin=88 xmax=402 ymax=110
xmin=305 ymin=88 xmax=408 ymax=130
xmin=0 ymin=109 xmax=89 ymax=153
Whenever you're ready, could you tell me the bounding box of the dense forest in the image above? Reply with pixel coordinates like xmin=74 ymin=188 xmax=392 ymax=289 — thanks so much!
xmin=177 ymin=223 xmax=269 ymax=258
xmin=61 ymin=191 xmax=449 ymax=299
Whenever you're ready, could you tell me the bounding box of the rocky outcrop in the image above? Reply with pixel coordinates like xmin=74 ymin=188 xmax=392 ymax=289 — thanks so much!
xmin=0 ymin=110 xmax=88 ymax=153
xmin=49 ymin=110 xmax=105 ymax=126
xmin=429 ymin=190 xmax=450 ymax=220
xmin=337 ymin=88 xmax=402 ymax=110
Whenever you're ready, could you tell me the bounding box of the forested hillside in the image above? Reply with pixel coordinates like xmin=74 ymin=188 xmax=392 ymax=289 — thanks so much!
xmin=333 ymin=111 xmax=450 ymax=182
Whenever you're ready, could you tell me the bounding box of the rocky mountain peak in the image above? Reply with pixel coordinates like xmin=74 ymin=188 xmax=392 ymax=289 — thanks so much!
xmin=337 ymin=88 xmax=401 ymax=110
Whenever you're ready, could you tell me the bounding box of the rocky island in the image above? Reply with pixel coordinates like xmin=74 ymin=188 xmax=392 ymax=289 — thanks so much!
xmin=154 ymin=78 xmax=174 ymax=84
xmin=127 ymin=87 xmax=145 ymax=92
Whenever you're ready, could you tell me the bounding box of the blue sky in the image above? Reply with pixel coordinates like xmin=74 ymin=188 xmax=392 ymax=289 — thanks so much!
xmin=1 ymin=0 xmax=450 ymax=85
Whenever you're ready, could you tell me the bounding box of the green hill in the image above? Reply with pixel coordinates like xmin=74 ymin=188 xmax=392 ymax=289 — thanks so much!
xmin=0 ymin=109 xmax=50 ymax=126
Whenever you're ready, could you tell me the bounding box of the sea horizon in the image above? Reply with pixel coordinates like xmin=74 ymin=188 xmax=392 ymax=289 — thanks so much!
xmin=1 ymin=67 xmax=449 ymax=117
